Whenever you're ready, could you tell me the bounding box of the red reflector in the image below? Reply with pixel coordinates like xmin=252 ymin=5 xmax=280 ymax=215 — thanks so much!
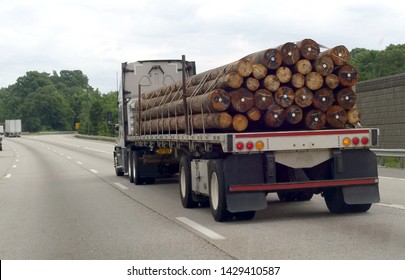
xmin=246 ymin=142 xmax=254 ymax=150
xmin=361 ymin=137 xmax=369 ymax=145
xmin=236 ymin=142 xmax=244 ymax=150
xmin=352 ymin=137 xmax=359 ymax=145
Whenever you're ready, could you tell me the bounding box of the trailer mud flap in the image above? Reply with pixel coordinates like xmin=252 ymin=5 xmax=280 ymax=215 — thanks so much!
xmin=226 ymin=192 xmax=267 ymax=213
xmin=342 ymin=184 xmax=380 ymax=204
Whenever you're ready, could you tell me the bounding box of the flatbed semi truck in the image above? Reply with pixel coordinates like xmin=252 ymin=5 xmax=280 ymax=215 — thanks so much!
xmin=113 ymin=58 xmax=380 ymax=222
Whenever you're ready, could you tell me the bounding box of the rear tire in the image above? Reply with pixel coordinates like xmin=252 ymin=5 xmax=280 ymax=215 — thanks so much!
xmin=324 ymin=188 xmax=347 ymax=213
xmin=208 ymin=161 xmax=231 ymax=222
xmin=346 ymin=203 xmax=372 ymax=213
xmin=114 ymin=151 xmax=124 ymax=176
xmin=179 ymin=156 xmax=198 ymax=208
xmin=234 ymin=211 xmax=255 ymax=221
xmin=128 ymin=150 xmax=134 ymax=183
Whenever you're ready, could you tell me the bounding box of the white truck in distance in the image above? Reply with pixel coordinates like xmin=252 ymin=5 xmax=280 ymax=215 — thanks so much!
xmin=0 ymin=125 xmax=3 ymax=151
xmin=113 ymin=59 xmax=380 ymax=222
xmin=5 ymin=119 xmax=22 ymax=137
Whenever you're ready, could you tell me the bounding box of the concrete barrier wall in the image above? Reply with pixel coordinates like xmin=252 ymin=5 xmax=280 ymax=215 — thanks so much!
xmin=356 ymin=73 xmax=405 ymax=148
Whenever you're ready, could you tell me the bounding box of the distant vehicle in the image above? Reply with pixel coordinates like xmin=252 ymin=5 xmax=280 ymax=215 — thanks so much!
xmin=0 ymin=125 xmax=3 ymax=151
xmin=5 ymin=119 xmax=22 ymax=137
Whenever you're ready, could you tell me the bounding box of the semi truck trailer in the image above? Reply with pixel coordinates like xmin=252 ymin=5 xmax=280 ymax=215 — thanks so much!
xmin=5 ymin=119 xmax=22 ymax=137
xmin=113 ymin=54 xmax=380 ymax=222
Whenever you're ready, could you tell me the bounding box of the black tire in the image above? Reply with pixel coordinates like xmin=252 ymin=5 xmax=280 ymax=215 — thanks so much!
xmin=114 ymin=151 xmax=124 ymax=176
xmin=234 ymin=211 xmax=256 ymax=221
xmin=346 ymin=203 xmax=372 ymax=213
xmin=128 ymin=150 xmax=134 ymax=183
xmin=297 ymin=192 xmax=314 ymax=201
xmin=277 ymin=192 xmax=298 ymax=202
xmin=208 ymin=160 xmax=231 ymax=222
xmin=179 ymin=156 xmax=198 ymax=208
xmin=132 ymin=151 xmax=143 ymax=185
xmin=324 ymin=188 xmax=347 ymax=213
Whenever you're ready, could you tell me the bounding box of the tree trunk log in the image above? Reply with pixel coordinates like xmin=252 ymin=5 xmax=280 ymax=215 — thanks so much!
xmin=320 ymin=45 xmax=351 ymax=66
xmin=246 ymin=107 xmax=262 ymax=121
xmin=186 ymin=72 xmax=243 ymax=96
xmin=262 ymin=75 xmax=280 ymax=92
xmin=277 ymin=42 xmax=300 ymax=65
xmin=305 ymin=72 xmax=323 ymax=90
xmin=254 ymin=89 xmax=274 ymax=110
xmin=296 ymin=38 xmax=320 ymax=60
xmin=347 ymin=108 xmax=361 ymax=124
xmin=276 ymin=66 xmax=292 ymax=83
xmin=325 ymin=74 xmax=339 ymax=89
xmin=326 ymin=105 xmax=348 ymax=128
xmin=243 ymin=48 xmax=283 ymax=69
xmin=232 ymin=114 xmax=249 ymax=131
xmin=275 ymin=86 xmax=295 ymax=108
xmin=244 ymin=77 xmax=260 ymax=91
xmin=337 ymin=64 xmax=360 ymax=87
xmin=264 ymin=104 xmax=285 ymax=128
xmin=252 ymin=64 xmax=268 ymax=80
xmin=291 ymin=73 xmax=305 ymax=89
xmin=294 ymin=87 xmax=313 ymax=108
xmin=305 ymin=109 xmax=326 ymax=130
xmin=313 ymin=88 xmax=335 ymax=112
xmin=285 ymin=105 xmax=303 ymax=124
xmin=336 ymin=87 xmax=356 ymax=109
xmin=313 ymin=55 xmax=334 ymax=76
xmin=294 ymin=59 xmax=312 ymax=75
xmin=229 ymin=88 xmax=254 ymax=113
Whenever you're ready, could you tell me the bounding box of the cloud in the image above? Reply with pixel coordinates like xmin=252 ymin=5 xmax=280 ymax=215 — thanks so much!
xmin=0 ymin=0 xmax=404 ymax=93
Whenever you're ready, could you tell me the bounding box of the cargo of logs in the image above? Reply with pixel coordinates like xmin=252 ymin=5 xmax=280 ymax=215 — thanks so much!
xmin=135 ymin=39 xmax=361 ymax=134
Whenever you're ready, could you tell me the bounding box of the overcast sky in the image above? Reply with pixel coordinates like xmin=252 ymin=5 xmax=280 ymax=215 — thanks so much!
xmin=1 ymin=0 xmax=404 ymax=93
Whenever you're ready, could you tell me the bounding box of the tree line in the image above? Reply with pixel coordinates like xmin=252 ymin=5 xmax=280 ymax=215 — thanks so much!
xmin=0 ymin=43 xmax=404 ymax=135
xmin=0 ymin=70 xmax=118 ymax=136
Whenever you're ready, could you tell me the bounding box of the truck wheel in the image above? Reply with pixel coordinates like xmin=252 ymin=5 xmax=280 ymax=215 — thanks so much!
xmin=179 ymin=156 xmax=198 ymax=208
xmin=128 ymin=151 xmax=134 ymax=183
xmin=277 ymin=192 xmax=298 ymax=202
xmin=234 ymin=211 xmax=255 ymax=221
xmin=297 ymin=192 xmax=314 ymax=201
xmin=114 ymin=151 xmax=124 ymax=176
xmin=346 ymin=203 xmax=372 ymax=213
xmin=132 ymin=151 xmax=144 ymax=185
xmin=324 ymin=188 xmax=347 ymax=213
xmin=208 ymin=161 xmax=231 ymax=222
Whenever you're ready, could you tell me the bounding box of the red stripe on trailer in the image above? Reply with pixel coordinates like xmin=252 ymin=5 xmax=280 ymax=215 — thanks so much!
xmin=234 ymin=129 xmax=371 ymax=139
xmin=229 ymin=178 xmax=378 ymax=192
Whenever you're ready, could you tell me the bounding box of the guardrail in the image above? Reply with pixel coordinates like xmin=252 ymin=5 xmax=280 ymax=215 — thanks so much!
xmin=371 ymin=149 xmax=405 ymax=168
xmin=74 ymin=134 xmax=116 ymax=142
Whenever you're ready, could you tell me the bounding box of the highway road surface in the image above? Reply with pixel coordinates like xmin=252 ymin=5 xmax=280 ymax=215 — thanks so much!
xmin=1 ymin=134 xmax=404 ymax=260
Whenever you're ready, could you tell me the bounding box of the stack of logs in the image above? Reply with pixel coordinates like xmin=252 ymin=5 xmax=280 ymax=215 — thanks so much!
xmin=136 ymin=39 xmax=361 ymax=134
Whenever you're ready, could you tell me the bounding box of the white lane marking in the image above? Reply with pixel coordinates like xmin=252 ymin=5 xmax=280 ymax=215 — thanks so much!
xmin=114 ymin=182 xmax=129 ymax=190
xmin=67 ymin=156 xmax=72 ymax=160
xmin=16 ymin=155 xmax=20 ymax=158
xmin=5 ymin=174 xmax=12 ymax=179
xmin=90 ymin=169 xmax=99 ymax=174
xmin=83 ymin=147 xmax=110 ymax=154
xmin=63 ymin=143 xmax=80 ymax=148
xmin=59 ymin=153 xmax=64 ymax=156
xmin=376 ymin=203 xmax=405 ymax=210
xmin=77 ymin=161 xmax=84 ymax=165
xmin=12 ymin=165 xmax=17 ymax=168
xmin=379 ymin=176 xmax=405 ymax=182
xmin=16 ymin=159 xmax=19 ymax=162
xmin=176 ymin=217 xmax=226 ymax=240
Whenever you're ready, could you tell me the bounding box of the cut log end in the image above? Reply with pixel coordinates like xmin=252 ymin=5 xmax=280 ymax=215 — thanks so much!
xmin=326 ymin=105 xmax=348 ymax=128
xmin=233 ymin=114 xmax=249 ymax=131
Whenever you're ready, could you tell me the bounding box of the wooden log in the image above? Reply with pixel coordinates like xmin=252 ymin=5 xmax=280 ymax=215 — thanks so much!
xmin=276 ymin=67 xmax=292 ymax=83
xmin=321 ymin=45 xmax=351 ymax=66
xmin=305 ymin=72 xmax=323 ymax=90
xmin=296 ymin=39 xmax=320 ymax=60
xmin=313 ymin=88 xmax=335 ymax=112
xmin=313 ymin=55 xmax=334 ymax=76
xmin=262 ymin=75 xmax=280 ymax=92
xmin=285 ymin=105 xmax=303 ymax=124
xmin=246 ymin=107 xmax=262 ymax=121
xmin=229 ymin=88 xmax=254 ymax=113
xmin=347 ymin=108 xmax=361 ymax=124
xmin=252 ymin=64 xmax=268 ymax=80
xmin=294 ymin=87 xmax=313 ymax=108
xmin=192 ymin=112 xmax=233 ymax=130
xmin=326 ymin=105 xmax=348 ymax=128
xmin=244 ymin=77 xmax=260 ymax=91
xmin=294 ymin=59 xmax=312 ymax=75
xmin=264 ymin=104 xmax=285 ymax=128
xmin=232 ymin=114 xmax=249 ymax=131
xmin=291 ymin=73 xmax=305 ymax=89
xmin=275 ymin=86 xmax=295 ymax=108
xmin=337 ymin=64 xmax=360 ymax=87
xmin=243 ymin=48 xmax=283 ymax=69
xmin=186 ymin=72 xmax=243 ymax=96
xmin=254 ymin=89 xmax=274 ymax=110
xmin=277 ymin=42 xmax=300 ymax=65
xmin=325 ymin=74 xmax=339 ymax=89
xmin=336 ymin=87 xmax=356 ymax=109
xmin=305 ymin=109 xmax=326 ymax=130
